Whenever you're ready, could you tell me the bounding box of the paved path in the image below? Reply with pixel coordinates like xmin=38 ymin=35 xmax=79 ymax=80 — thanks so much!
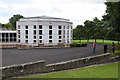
xmin=2 ymin=43 xmax=112 ymax=67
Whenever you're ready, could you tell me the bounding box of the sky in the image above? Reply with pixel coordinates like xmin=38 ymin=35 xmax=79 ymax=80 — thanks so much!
xmin=0 ymin=0 xmax=106 ymax=28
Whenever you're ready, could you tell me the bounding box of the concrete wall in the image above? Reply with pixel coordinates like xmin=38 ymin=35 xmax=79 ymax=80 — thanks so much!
xmin=2 ymin=61 xmax=46 ymax=79
xmin=1 ymin=53 xmax=111 ymax=79
xmin=45 ymin=53 xmax=110 ymax=72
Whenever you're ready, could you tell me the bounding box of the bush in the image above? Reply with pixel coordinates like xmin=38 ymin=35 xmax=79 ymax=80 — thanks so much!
xmin=70 ymin=43 xmax=87 ymax=47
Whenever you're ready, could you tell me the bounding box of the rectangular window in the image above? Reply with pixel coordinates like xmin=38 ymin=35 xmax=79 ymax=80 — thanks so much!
xmin=64 ymin=30 xmax=65 ymax=34
xmin=34 ymin=40 xmax=36 ymax=43
xmin=39 ymin=36 xmax=42 ymax=39
xmin=34 ymin=36 xmax=36 ymax=39
xmin=59 ymin=36 xmax=61 ymax=39
xmin=67 ymin=26 xmax=69 ymax=29
xmin=18 ymin=30 xmax=20 ymax=34
xmin=49 ymin=30 xmax=52 ymax=35
xmin=25 ymin=30 xmax=28 ymax=34
xmin=34 ymin=30 xmax=36 ymax=35
xmin=58 ymin=26 xmax=62 ymax=29
xmin=58 ymin=30 xmax=62 ymax=35
xmin=71 ymin=26 xmax=72 ymax=29
xmin=49 ymin=36 xmax=52 ymax=39
xmin=18 ymin=39 xmax=20 ymax=43
xmin=40 ymin=40 xmax=42 ymax=43
xmin=39 ymin=25 xmax=42 ymax=29
xmin=67 ymin=30 xmax=69 ymax=34
xmin=25 ymin=40 xmax=28 ymax=43
xmin=18 ymin=35 xmax=20 ymax=38
xmin=64 ymin=26 xmax=65 ymax=29
xmin=34 ymin=25 xmax=36 ymax=29
xmin=18 ymin=25 xmax=20 ymax=29
xmin=59 ymin=40 xmax=61 ymax=43
xmin=49 ymin=40 xmax=52 ymax=43
xmin=26 ymin=25 xmax=28 ymax=29
xmin=39 ymin=30 xmax=42 ymax=35
xmin=26 ymin=35 xmax=28 ymax=39
xmin=49 ymin=26 xmax=52 ymax=29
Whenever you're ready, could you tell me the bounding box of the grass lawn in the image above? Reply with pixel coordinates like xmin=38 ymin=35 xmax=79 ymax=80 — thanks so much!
xmin=8 ymin=62 xmax=118 ymax=79
xmin=73 ymin=39 xmax=118 ymax=44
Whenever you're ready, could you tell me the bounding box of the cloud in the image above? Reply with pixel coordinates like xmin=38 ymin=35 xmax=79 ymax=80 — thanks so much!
xmin=0 ymin=0 xmax=106 ymax=28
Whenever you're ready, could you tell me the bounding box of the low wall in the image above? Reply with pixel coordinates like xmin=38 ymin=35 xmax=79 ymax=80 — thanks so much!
xmin=1 ymin=61 xmax=46 ymax=79
xmin=1 ymin=53 xmax=111 ymax=79
xmin=45 ymin=53 xmax=110 ymax=72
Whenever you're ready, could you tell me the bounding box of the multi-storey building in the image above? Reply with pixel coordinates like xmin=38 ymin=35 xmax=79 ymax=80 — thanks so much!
xmin=17 ymin=16 xmax=73 ymax=47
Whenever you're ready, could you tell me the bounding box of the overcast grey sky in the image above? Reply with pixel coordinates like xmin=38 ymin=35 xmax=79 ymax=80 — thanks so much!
xmin=0 ymin=0 xmax=106 ymax=27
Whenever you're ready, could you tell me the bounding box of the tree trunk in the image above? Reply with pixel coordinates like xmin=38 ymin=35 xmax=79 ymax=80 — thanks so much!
xmin=79 ymin=37 xmax=81 ymax=43
xmin=87 ymin=38 xmax=89 ymax=43
xmin=103 ymin=38 xmax=104 ymax=43
xmin=95 ymin=38 xmax=96 ymax=42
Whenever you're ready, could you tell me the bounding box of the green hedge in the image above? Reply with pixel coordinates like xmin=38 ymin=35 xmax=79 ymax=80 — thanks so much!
xmin=70 ymin=43 xmax=87 ymax=47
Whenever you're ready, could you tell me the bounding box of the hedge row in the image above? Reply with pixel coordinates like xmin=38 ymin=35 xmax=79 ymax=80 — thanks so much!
xmin=70 ymin=43 xmax=87 ymax=47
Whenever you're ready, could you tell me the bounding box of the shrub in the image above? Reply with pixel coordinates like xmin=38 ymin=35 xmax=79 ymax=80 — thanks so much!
xmin=70 ymin=43 xmax=87 ymax=47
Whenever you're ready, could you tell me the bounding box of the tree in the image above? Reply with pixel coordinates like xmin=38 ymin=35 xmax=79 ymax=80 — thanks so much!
xmin=9 ymin=14 xmax=24 ymax=29
xmin=104 ymin=2 xmax=120 ymax=44
xmin=93 ymin=17 xmax=106 ymax=42
xmin=2 ymin=24 xmax=15 ymax=30
xmin=84 ymin=20 xmax=94 ymax=42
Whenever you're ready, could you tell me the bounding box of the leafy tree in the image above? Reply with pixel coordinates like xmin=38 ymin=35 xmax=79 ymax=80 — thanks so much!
xmin=2 ymin=24 xmax=15 ymax=30
xmin=105 ymin=2 xmax=120 ymax=44
xmin=84 ymin=20 xmax=94 ymax=42
xmin=9 ymin=14 xmax=24 ymax=29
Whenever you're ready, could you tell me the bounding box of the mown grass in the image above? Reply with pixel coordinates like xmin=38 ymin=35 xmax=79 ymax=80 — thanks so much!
xmin=73 ymin=39 xmax=119 ymax=44
xmin=7 ymin=62 xmax=119 ymax=80
xmin=73 ymin=39 xmax=120 ymax=57
xmin=29 ymin=62 xmax=118 ymax=78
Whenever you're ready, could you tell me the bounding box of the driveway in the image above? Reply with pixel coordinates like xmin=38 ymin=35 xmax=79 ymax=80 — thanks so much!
xmin=2 ymin=43 xmax=112 ymax=67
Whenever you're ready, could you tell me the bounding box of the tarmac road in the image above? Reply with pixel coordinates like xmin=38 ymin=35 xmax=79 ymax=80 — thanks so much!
xmin=2 ymin=43 xmax=112 ymax=67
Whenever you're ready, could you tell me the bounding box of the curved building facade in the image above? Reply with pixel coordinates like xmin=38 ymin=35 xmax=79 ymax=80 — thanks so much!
xmin=17 ymin=16 xmax=73 ymax=47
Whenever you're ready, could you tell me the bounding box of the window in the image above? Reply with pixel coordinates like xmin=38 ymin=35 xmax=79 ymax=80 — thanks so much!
xmin=64 ymin=30 xmax=65 ymax=34
xmin=18 ymin=25 xmax=20 ymax=29
xmin=67 ymin=35 xmax=69 ymax=38
xmin=49 ymin=36 xmax=52 ymax=39
xmin=18 ymin=35 xmax=20 ymax=38
xmin=49 ymin=30 xmax=52 ymax=35
xmin=34 ymin=40 xmax=36 ymax=43
xmin=71 ymin=26 xmax=72 ymax=29
xmin=25 ymin=30 xmax=28 ymax=34
xmin=18 ymin=30 xmax=20 ymax=34
xmin=67 ymin=30 xmax=69 ymax=34
xmin=26 ymin=25 xmax=28 ymax=29
xmin=58 ymin=26 xmax=62 ymax=29
xmin=39 ymin=25 xmax=42 ymax=29
xmin=64 ymin=26 xmax=65 ymax=29
xmin=26 ymin=35 xmax=28 ymax=39
xmin=40 ymin=40 xmax=42 ymax=43
xmin=49 ymin=40 xmax=52 ymax=43
xmin=25 ymin=40 xmax=28 ymax=43
xmin=34 ymin=36 xmax=36 ymax=39
xmin=58 ymin=30 xmax=62 ymax=35
xmin=39 ymin=30 xmax=42 ymax=35
xmin=18 ymin=39 xmax=20 ymax=42
xmin=59 ymin=36 xmax=61 ymax=39
xmin=39 ymin=36 xmax=42 ymax=39
xmin=67 ymin=26 xmax=69 ymax=29
xmin=59 ymin=40 xmax=61 ymax=43
xmin=49 ymin=26 xmax=52 ymax=29
xmin=34 ymin=25 xmax=36 ymax=29
xmin=34 ymin=30 xmax=36 ymax=35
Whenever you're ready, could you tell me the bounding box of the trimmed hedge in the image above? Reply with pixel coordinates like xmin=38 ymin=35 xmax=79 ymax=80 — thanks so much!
xmin=70 ymin=43 xmax=87 ymax=47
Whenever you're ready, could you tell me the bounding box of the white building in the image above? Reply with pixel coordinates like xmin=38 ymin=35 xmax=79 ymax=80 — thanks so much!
xmin=17 ymin=16 xmax=73 ymax=47
xmin=0 ymin=29 xmax=17 ymax=48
